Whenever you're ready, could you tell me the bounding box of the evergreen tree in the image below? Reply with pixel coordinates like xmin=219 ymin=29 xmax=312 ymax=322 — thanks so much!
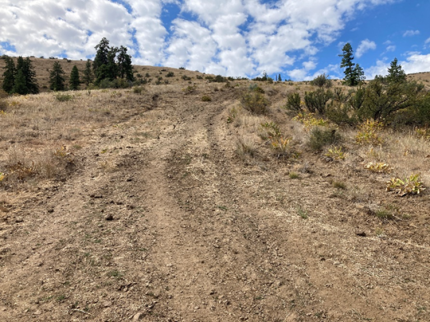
xmin=93 ymin=37 xmax=110 ymax=84
xmin=82 ymin=59 xmax=93 ymax=86
xmin=49 ymin=61 xmax=66 ymax=91
xmin=278 ymin=74 xmax=282 ymax=82
xmin=339 ymin=43 xmax=358 ymax=86
xmin=354 ymin=64 xmax=365 ymax=84
xmin=12 ymin=69 xmax=27 ymax=95
xmin=11 ymin=57 xmax=39 ymax=95
xmin=22 ymin=58 xmax=39 ymax=94
xmin=386 ymin=58 xmax=406 ymax=84
xmin=69 ymin=65 xmax=80 ymax=90
xmin=117 ymin=46 xmax=134 ymax=81
xmin=106 ymin=46 xmax=119 ymax=80
xmin=93 ymin=38 xmax=134 ymax=85
xmin=2 ymin=56 xmax=15 ymax=93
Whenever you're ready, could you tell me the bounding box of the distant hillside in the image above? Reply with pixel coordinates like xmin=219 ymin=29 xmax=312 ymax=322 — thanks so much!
xmin=0 ymin=56 xmax=429 ymax=92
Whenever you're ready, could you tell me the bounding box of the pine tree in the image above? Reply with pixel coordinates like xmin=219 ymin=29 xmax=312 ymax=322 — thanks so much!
xmin=2 ymin=56 xmax=15 ymax=93
xmin=278 ymin=74 xmax=282 ymax=82
xmin=49 ymin=61 xmax=66 ymax=91
xmin=12 ymin=69 xmax=27 ymax=95
xmin=11 ymin=57 xmax=39 ymax=95
xmin=354 ymin=64 xmax=365 ymax=84
xmin=82 ymin=59 xmax=93 ymax=86
xmin=93 ymin=37 xmax=110 ymax=84
xmin=69 ymin=65 xmax=80 ymax=90
xmin=339 ymin=43 xmax=358 ymax=86
xmin=22 ymin=58 xmax=39 ymax=94
xmin=106 ymin=46 xmax=119 ymax=80
xmin=386 ymin=58 xmax=406 ymax=84
xmin=117 ymin=46 xmax=134 ymax=81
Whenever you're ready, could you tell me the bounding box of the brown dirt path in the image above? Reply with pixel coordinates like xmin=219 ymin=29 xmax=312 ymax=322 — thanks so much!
xmin=1 ymin=87 xmax=430 ymax=321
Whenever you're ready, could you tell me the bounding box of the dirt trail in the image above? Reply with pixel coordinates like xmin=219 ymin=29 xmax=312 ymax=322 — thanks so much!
xmin=1 ymin=88 xmax=430 ymax=321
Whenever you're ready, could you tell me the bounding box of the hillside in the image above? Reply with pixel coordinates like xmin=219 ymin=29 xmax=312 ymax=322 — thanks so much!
xmin=1 ymin=65 xmax=430 ymax=321
xmin=1 ymin=56 xmax=429 ymax=91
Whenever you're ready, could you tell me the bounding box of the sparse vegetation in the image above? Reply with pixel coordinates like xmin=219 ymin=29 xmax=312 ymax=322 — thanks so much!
xmin=241 ymin=87 xmax=270 ymax=114
xmin=325 ymin=146 xmax=345 ymax=160
xmin=355 ymin=119 xmax=384 ymax=145
xmin=386 ymin=174 xmax=425 ymax=196
xmin=1 ymin=59 xmax=430 ymax=322
xmin=55 ymin=93 xmax=73 ymax=102
xmin=308 ymin=127 xmax=341 ymax=151
xmin=365 ymin=162 xmax=392 ymax=173
xmin=311 ymin=73 xmax=332 ymax=88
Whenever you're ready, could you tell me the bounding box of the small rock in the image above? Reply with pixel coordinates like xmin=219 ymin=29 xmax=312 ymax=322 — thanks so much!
xmin=356 ymin=231 xmax=367 ymax=237
xmin=15 ymin=217 xmax=24 ymax=223
xmin=133 ymin=312 xmax=145 ymax=320
xmin=105 ymin=214 xmax=114 ymax=221
xmin=126 ymin=177 xmax=133 ymax=182
xmin=103 ymin=301 xmax=112 ymax=308
xmin=34 ymin=310 xmax=42 ymax=315
xmin=47 ymin=208 xmax=54 ymax=213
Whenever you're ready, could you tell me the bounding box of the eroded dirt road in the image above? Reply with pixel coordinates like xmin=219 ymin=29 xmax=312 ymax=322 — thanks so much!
xmin=1 ymin=88 xmax=430 ymax=321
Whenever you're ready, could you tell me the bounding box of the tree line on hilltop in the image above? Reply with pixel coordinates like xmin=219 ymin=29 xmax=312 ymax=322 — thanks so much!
xmin=1 ymin=37 xmax=134 ymax=94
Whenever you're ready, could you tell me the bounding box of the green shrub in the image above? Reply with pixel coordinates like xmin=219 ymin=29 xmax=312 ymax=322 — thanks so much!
xmin=308 ymin=127 xmax=341 ymax=151
xmin=166 ymin=71 xmax=175 ymax=77
xmin=285 ymin=92 xmax=302 ymax=113
xmin=348 ymin=87 xmax=365 ymax=110
xmin=133 ymin=86 xmax=143 ymax=94
xmin=304 ymin=89 xmax=332 ymax=114
xmin=209 ymin=75 xmax=226 ymax=83
xmin=55 ymin=94 xmax=73 ymax=102
xmin=202 ymin=95 xmax=212 ymax=102
xmin=407 ymin=93 xmax=430 ymax=126
xmin=196 ymin=75 xmax=203 ymax=79
xmin=332 ymin=87 xmax=349 ymax=103
xmin=358 ymin=79 xmax=424 ymax=121
xmin=310 ymin=73 xmax=332 ymax=88
xmin=182 ymin=75 xmax=191 ymax=81
xmin=179 ymin=67 xmax=185 ymax=70
xmin=241 ymin=90 xmax=270 ymax=114
xmin=325 ymin=102 xmax=357 ymax=126
xmin=249 ymin=84 xmax=265 ymax=93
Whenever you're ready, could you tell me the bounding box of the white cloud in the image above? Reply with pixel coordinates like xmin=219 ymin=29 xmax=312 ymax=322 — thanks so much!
xmin=386 ymin=45 xmax=396 ymax=52
xmin=0 ymin=0 xmax=404 ymax=78
xmin=365 ymin=59 xmax=389 ymax=79
xmin=401 ymin=54 xmax=430 ymax=73
xmin=365 ymin=53 xmax=430 ymax=79
xmin=356 ymin=39 xmax=376 ymax=58
xmin=403 ymin=30 xmax=420 ymax=37
xmin=287 ymin=62 xmax=341 ymax=81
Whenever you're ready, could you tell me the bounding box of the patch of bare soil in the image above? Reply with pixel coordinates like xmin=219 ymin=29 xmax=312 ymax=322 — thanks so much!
xmin=1 ymin=84 xmax=430 ymax=322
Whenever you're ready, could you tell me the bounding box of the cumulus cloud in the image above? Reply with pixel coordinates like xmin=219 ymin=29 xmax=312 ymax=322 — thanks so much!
xmin=0 ymin=0 xmax=132 ymax=58
xmin=356 ymin=39 xmax=376 ymax=58
xmin=401 ymin=54 xmax=430 ymax=73
xmin=403 ymin=30 xmax=420 ymax=37
xmin=365 ymin=53 xmax=430 ymax=79
xmin=0 ymin=0 xmax=408 ymax=78
xmin=386 ymin=45 xmax=396 ymax=52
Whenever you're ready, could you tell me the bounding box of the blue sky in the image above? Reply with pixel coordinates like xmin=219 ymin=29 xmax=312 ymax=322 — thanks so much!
xmin=1 ymin=0 xmax=429 ymax=80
